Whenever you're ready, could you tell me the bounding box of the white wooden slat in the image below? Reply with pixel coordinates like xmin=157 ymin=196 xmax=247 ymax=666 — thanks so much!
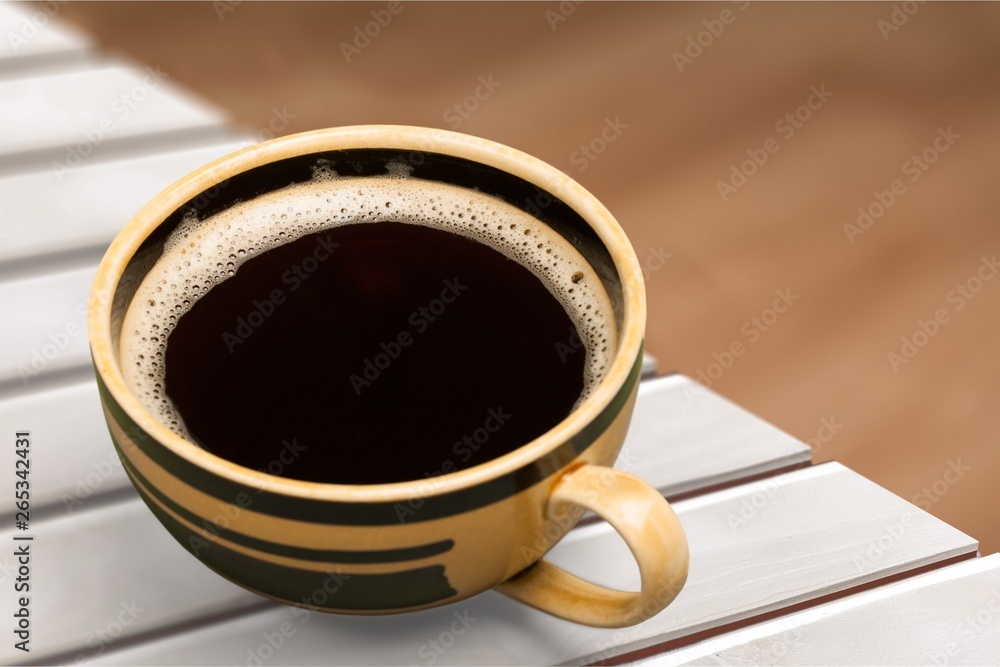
xmin=0 ymin=265 xmax=95 ymax=387
xmin=40 ymin=463 xmax=974 ymax=665
xmin=0 ymin=62 xmax=229 ymax=167
xmin=0 ymin=1 xmax=90 ymax=67
xmin=0 ymin=139 xmax=252 ymax=267
xmin=0 ymin=499 xmax=262 ymax=665
xmin=0 ymin=379 xmax=131 ymax=515
xmin=0 ymin=374 xmax=808 ymax=522
xmin=652 ymin=554 xmax=1000 ymax=666
xmin=640 ymin=352 xmax=657 ymax=378
xmin=623 ymin=375 xmax=810 ymax=498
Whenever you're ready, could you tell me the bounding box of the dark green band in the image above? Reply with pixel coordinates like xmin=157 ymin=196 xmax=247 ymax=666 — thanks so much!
xmin=132 ymin=479 xmax=458 ymax=611
xmin=97 ymin=345 xmax=642 ymax=526
xmin=120 ymin=453 xmax=453 ymax=564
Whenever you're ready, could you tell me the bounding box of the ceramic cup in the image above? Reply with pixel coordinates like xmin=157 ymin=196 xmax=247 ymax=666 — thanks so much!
xmin=88 ymin=125 xmax=688 ymax=628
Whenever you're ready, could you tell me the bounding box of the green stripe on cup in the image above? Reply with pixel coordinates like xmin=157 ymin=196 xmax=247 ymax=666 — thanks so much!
xmin=132 ymin=478 xmax=458 ymax=611
xmin=96 ymin=345 xmax=642 ymax=526
xmin=119 ymin=450 xmax=453 ymax=564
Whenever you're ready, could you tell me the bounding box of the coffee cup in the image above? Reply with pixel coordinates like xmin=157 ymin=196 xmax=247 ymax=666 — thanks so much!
xmin=88 ymin=125 xmax=688 ymax=628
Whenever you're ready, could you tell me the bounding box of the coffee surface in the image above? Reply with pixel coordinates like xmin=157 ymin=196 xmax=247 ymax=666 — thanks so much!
xmin=121 ymin=173 xmax=617 ymax=484
xmin=162 ymin=222 xmax=582 ymax=483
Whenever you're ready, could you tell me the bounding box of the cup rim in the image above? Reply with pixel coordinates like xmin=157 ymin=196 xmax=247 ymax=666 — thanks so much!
xmin=88 ymin=125 xmax=646 ymax=504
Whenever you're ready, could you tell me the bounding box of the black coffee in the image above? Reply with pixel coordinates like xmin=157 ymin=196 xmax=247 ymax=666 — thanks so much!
xmin=121 ymin=176 xmax=615 ymax=485
xmin=162 ymin=222 xmax=583 ymax=484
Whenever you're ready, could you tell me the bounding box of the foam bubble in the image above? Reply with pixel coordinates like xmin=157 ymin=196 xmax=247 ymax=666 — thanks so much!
xmin=120 ymin=172 xmax=618 ymax=440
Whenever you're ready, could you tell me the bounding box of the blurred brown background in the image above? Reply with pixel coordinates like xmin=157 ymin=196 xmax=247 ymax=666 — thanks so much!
xmin=55 ymin=2 xmax=998 ymax=553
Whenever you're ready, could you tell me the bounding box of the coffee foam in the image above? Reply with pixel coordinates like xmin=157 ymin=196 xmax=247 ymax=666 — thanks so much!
xmin=120 ymin=170 xmax=618 ymax=440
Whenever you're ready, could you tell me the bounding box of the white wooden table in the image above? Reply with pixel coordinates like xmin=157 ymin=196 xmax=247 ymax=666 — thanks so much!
xmin=0 ymin=4 xmax=996 ymax=664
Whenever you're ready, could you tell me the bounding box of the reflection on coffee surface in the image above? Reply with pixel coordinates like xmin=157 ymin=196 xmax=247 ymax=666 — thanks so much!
xmin=120 ymin=170 xmax=617 ymax=484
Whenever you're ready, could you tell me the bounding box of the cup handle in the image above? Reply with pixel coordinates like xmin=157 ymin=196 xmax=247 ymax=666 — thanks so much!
xmin=494 ymin=463 xmax=689 ymax=628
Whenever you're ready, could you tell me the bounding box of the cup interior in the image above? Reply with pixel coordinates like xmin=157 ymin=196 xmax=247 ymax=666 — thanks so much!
xmin=90 ymin=127 xmax=645 ymax=500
